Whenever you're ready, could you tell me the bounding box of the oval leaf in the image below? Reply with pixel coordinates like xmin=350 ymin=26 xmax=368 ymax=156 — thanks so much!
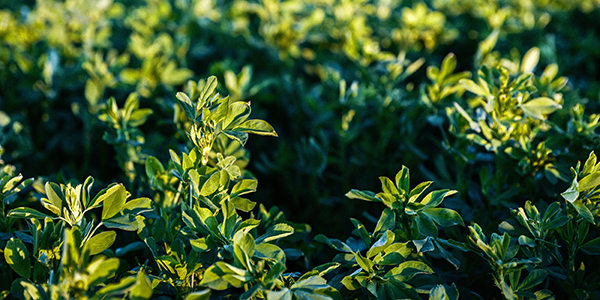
xmin=8 ymin=207 xmax=53 ymax=219
xmin=85 ymin=231 xmax=117 ymax=255
xmin=234 ymin=119 xmax=278 ymax=136
xmin=520 ymin=97 xmax=562 ymax=120
xmin=4 ymin=238 xmax=30 ymax=278
xmin=101 ymin=184 xmax=128 ymax=220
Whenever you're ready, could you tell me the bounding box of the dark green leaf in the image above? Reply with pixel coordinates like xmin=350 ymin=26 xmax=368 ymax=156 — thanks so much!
xmin=570 ymin=201 xmax=595 ymax=224
xmin=314 ymin=234 xmax=353 ymax=253
xmin=581 ymin=237 xmax=600 ymax=255
xmin=517 ymin=269 xmax=548 ymax=291
xmin=367 ymin=230 xmax=394 ymax=258
xmin=350 ymin=218 xmax=371 ymax=248
xmin=176 ymin=92 xmax=196 ymax=120
xmin=422 ymin=207 xmax=464 ymax=227
xmin=395 ymin=166 xmax=410 ymax=194
xmin=222 ymin=130 xmax=249 ymax=146
xmin=4 ymin=238 xmax=30 ymax=278
xmin=374 ymin=208 xmax=395 ymax=237
xmin=413 ymin=237 xmax=435 ymax=253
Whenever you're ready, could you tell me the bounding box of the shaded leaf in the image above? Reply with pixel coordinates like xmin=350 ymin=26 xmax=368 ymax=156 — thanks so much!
xmin=4 ymin=238 xmax=30 ymax=278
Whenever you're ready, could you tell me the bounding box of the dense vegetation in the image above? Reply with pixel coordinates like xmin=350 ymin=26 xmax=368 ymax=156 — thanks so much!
xmin=1 ymin=0 xmax=600 ymax=299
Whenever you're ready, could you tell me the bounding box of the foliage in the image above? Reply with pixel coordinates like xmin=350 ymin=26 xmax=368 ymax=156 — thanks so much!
xmin=1 ymin=0 xmax=600 ymax=299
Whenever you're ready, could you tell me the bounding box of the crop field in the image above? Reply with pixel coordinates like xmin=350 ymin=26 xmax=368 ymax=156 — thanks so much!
xmin=1 ymin=0 xmax=600 ymax=299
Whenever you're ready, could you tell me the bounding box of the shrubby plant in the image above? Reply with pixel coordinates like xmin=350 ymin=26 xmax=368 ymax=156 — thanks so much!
xmin=1 ymin=0 xmax=600 ymax=299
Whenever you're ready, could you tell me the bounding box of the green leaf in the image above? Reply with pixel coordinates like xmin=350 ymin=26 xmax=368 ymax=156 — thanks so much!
xmin=459 ymin=79 xmax=487 ymax=97
xmin=429 ymin=284 xmax=459 ymax=300
xmin=95 ymin=276 xmax=137 ymax=297
xmin=367 ymin=230 xmax=394 ymax=258
xmin=521 ymin=47 xmax=540 ymax=73
xmin=421 ymin=189 xmax=457 ymax=207
xmin=231 ymin=179 xmax=258 ymax=197
xmin=101 ymin=184 xmax=128 ymax=220
xmin=422 ymin=208 xmax=464 ymax=227
xmin=346 ymin=189 xmax=380 ymax=202
xmin=234 ymin=119 xmax=278 ymax=136
xmin=145 ymin=156 xmax=164 ymax=179
xmin=386 ymin=261 xmax=433 ymax=281
xmin=267 ymin=288 xmax=292 ymax=300
xmin=581 ymin=237 xmax=600 ymax=255
xmin=255 ymin=243 xmax=286 ymax=264
xmin=395 ymin=166 xmax=410 ymax=194
xmin=176 ymin=92 xmax=196 ymax=120
xmin=222 ymin=130 xmax=249 ymax=146
xmin=233 ymin=233 xmax=255 ymax=272
xmin=350 ymin=218 xmax=371 ymax=249
xmin=224 ymin=102 xmax=251 ymax=129
xmin=190 ymin=238 xmax=209 ymax=253
xmin=520 ymin=97 xmax=562 ymax=120
xmin=85 ymin=231 xmax=117 ymax=255
xmin=518 ymin=235 xmax=536 ymax=247
xmin=582 ymin=152 xmax=598 ymax=175
xmin=355 ymin=252 xmax=374 ymax=273
xmin=7 ymin=207 xmax=53 ymax=219
xmin=374 ymin=208 xmax=396 ymax=237
xmin=517 ymin=269 xmax=548 ymax=291
xmin=42 ymin=182 xmax=63 ymax=216
xmin=4 ymin=238 xmax=30 ymax=278
xmin=230 ymin=197 xmax=257 ymax=212
xmin=476 ymin=29 xmax=499 ymax=62
xmin=104 ymin=214 xmax=141 ymax=231
xmin=561 ymin=177 xmax=579 ymax=203
xmin=415 ymin=214 xmax=438 ymax=238
xmin=199 ymin=76 xmax=219 ymax=107
xmin=122 ymin=197 xmax=153 ymax=215
xmin=408 ymin=181 xmax=433 ymax=202
xmin=130 ymin=271 xmax=153 ymax=300
xmin=314 ymin=234 xmax=353 ymax=253
xmin=185 ymin=290 xmax=211 ymax=300
xmin=579 ymin=171 xmax=600 ymax=192
xmin=88 ymin=257 xmax=120 ymax=287
xmin=434 ymin=239 xmax=461 ymax=270
xmin=571 ymin=201 xmax=595 ymax=224
xmin=413 ymin=237 xmax=435 ymax=253
xmin=256 ymin=223 xmax=294 ymax=243
xmin=221 ymin=199 xmax=238 ymax=239
xmin=200 ymin=172 xmax=220 ymax=196
xmin=380 ymin=176 xmax=399 ymax=196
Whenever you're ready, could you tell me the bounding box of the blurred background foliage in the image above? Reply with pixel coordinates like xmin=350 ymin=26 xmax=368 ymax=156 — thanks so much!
xmin=1 ymin=0 xmax=600 ymax=297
